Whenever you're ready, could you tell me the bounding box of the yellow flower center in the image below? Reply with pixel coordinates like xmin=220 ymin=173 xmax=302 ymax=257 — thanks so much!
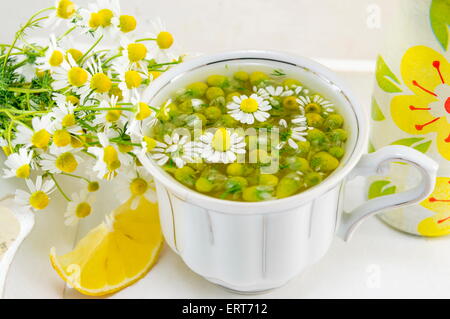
xmin=2 ymin=146 xmax=11 ymax=156
xmin=305 ymin=102 xmax=321 ymax=113
xmin=240 ymin=98 xmax=258 ymax=113
xmin=156 ymin=31 xmax=174 ymax=49
xmin=56 ymin=0 xmax=76 ymax=19
xmin=127 ymin=43 xmax=147 ymax=62
xmin=98 ymin=9 xmax=113 ymax=27
xmin=103 ymin=145 xmax=121 ymax=171
xmin=68 ymin=67 xmax=88 ymax=87
xmin=75 ymin=202 xmax=92 ymax=218
xmin=49 ymin=50 xmax=64 ymax=67
xmin=29 ymin=191 xmax=49 ymax=210
xmin=105 ymin=109 xmax=122 ymax=122
xmin=118 ymin=143 xmax=133 ymax=153
xmin=16 ymin=164 xmax=30 ymax=178
xmin=130 ymin=177 xmax=148 ymax=196
xmin=212 ymin=128 xmax=231 ymax=152
xmin=62 ymin=114 xmax=76 ymax=127
xmin=89 ymin=12 xmax=102 ymax=28
xmin=143 ymin=136 xmax=158 ymax=152
xmin=66 ymin=48 xmax=83 ymax=62
xmin=119 ymin=15 xmax=136 ymax=33
xmin=109 ymin=86 xmax=123 ymax=101
xmin=55 ymin=152 xmax=78 ymax=173
xmin=87 ymin=181 xmax=99 ymax=192
xmin=90 ymin=73 xmax=112 ymax=93
xmin=136 ymin=102 xmax=152 ymax=120
xmin=35 ymin=69 xmax=46 ymax=78
xmin=148 ymin=71 xmax=161 ymax=80
xmin=53 ymin=129 xmax=71 ymax=147
xmin=124 ymin=70 xmax=142 ymax=89
xmin=31 ymin=129 xmax=51 ymax=149
xmin=66 ymin=95 xmax=79 ymax=105
xmin=70 ymin=135 xmax=84 ymax=148
xmin=282 ymin=96 xmax=299 ymax=110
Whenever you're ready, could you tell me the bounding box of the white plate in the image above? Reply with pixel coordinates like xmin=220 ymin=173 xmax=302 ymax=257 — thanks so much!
xmin=0 ymin=196 xmax=34 ymax=298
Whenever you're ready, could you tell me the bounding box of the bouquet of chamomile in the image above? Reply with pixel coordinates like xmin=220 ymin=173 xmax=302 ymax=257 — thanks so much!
xmin=0 ymin=0 xmax=181 ymax=296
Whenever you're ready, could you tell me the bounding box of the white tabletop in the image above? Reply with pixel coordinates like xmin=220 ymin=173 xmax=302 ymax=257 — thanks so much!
xmin=2 ymin=0 xmax=450 ymax=299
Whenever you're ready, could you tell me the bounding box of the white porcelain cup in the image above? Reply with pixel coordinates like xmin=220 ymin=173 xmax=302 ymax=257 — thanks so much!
xmin=138 ymin=51 xmax=438 ymax=293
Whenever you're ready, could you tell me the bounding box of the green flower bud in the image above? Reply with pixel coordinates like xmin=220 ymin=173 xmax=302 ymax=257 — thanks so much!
xmin=207 ymin=75 xmax=229 ymax=88
xmin=187 ymin=82 xmax=208 ymax=97
xmin=310 ymin=152 xmax=340 ymax=172
xmin=323 ymin=114 xmax=344 ymax=131
xmin=233 ymin=71 xmax=249 ymax=81
xmin=174 ymin=166 xmax=196 ymax=187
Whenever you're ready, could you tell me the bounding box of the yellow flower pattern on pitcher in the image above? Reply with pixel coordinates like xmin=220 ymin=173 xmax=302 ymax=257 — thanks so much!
xmin=391 ymin=45 xmax=450 ymax=160
xmin=418 ymin=177 xmax=450 ymax=236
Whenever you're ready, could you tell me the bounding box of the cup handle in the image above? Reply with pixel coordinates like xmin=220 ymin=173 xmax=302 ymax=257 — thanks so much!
xmin=337 ymin=145 xmax=438 ymax=241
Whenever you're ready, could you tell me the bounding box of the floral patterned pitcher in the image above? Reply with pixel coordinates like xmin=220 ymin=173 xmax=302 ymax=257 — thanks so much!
xmin=370 ymin=0 xmax=450 ymax=236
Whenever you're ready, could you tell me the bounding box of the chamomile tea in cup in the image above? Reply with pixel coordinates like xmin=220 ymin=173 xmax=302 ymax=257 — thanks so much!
xmin=137 ymin=51 xmax=437 ymax=292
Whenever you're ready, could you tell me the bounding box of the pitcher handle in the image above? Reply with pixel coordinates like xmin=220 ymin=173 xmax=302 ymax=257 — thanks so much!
xmin=337 ymin=145 xmax=438 ymax=241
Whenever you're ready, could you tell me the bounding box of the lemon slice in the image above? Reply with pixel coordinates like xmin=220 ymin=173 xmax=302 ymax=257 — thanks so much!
xmin=50 ymin=196 xmax=163 ymax=296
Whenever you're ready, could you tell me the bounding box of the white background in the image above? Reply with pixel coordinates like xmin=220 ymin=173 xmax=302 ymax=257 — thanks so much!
xmin=1 ymin=0 xmax=450 ymax=299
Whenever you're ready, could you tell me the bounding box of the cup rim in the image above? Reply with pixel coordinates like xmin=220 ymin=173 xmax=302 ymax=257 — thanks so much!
xmin=139 ymin=50 xmax=368 ymax=214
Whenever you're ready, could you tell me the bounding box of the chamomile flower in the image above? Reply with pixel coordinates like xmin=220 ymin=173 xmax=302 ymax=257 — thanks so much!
xmin=15 ymin=176 xmax=56 ymax=211
xmin=199 ymin=128 xmax=246 ymax=164
xmin=150 ymin=133 xmax=200 ymax=168
xmin=45 ymin=0 xmax=77 ymax=29
xmin=145 ymin=18 xmax=177 ymax=63
xmin=92 ymin=95 xmax=125 ymax=130
xmin=88 ymin=132 xmax=130 ymax=180
xmin=64 ymin=190 xmax=96 ymax=226
xmin=50 ymin=100 xmax=82 ymax=135
xmin=13 ymin=115 xmax=54 ymax=149
xmin=2 ymin=149 xmax=34 ymax=179
xmin=52 ymin=54 xmax=91 ymax=91
xmin=119 ymin=37 xmax=151 ymax=71
xmin=115 ymin=13 xmax=137 ymax=34
xmin=227 ymin=94 xmax=271 ymax=124
xmin=138 ymin=135 xmax=168 ymax=159
xmin=78 ymin=0 xmax=121 ymax=39
xmin=255 ymin=85 xmax=293 ymax=99
xmin=0 ymin=137 xmax=10 ymax=156
xmin=125 ymin=91 xmax=157 ymax=137
xmin=288 ymin=84 xmax=307 ymax=97
xmin=113 ymin=61 xmax=144 ymax=102
xmin=291 ymin=113 xmax=308 ymax=126
xmin=36 ymin=35 xmax=65 ymax=71
xmin=52 ymin=92 xmax=80 ymax=107
xmin=278 ymin=119 xmax=308 ymax=149
xmin=116 ymin=166 xmax=156 ymax=209
xmin=76 ymin=57 xmax=112 ymax=100
xmin=41 ymin=145 xmax=82 ymax=174
xmin=297 ymin=95 xmax=334 ymax=114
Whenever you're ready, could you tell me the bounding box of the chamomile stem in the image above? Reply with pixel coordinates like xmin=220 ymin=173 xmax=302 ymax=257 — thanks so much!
xmin=78 ymin=35 xmax=104 ymax=65
xmin=74 ymin=106 xmax=134 ymax=112
xmin=2 ymin=6 xmax=54 ymax=73
xmin=135 ymin=38 xmax=156 ymax=42
xmin=6 ymin=87 xmax=51 ymax=94
xmin=102 ymin=54 xmax=120 ymax=67
xmin=148 ymin=61 xmax=181 ymax=68
xmin=61 ymin=172 xmax=90 ymax=183
xmin=50 ymin=174 xmax=71 ymax=201
xmin=6 ymin=121 xmax=14 ymax=152
xmin=57 ymin=26 xmax=76 ymax=41
xmin=110 ymin=138 xmax=140 ymax=146
xmin=0 ymin=108 xmax=48 ymax=115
